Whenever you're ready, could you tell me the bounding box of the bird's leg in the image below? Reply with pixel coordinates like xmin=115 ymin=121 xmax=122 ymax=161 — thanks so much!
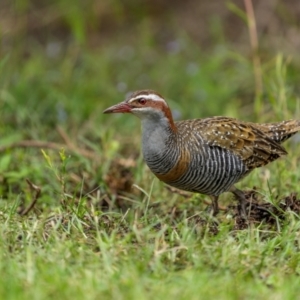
xmin=229 ymin=186 xmax=247 ymax=218
xmin=209 ymin=195 xmax=219 ymax=216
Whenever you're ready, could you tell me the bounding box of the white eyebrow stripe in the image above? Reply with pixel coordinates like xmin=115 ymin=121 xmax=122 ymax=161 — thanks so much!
xmin=128 ymin=94 xmax=165 ymax=103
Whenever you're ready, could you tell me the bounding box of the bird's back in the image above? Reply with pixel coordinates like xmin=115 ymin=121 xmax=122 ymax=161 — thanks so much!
xmin=175 ymin=117 xmax=300 ymax=170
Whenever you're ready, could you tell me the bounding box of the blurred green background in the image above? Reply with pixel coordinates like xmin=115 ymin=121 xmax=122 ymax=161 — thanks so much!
xmin=2 ymin=0 xmax=300 ymax=121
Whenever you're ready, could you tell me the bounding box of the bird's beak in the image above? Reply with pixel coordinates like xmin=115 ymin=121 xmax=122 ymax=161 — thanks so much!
xmin=103 ymin=101 xmax=132 ymax=114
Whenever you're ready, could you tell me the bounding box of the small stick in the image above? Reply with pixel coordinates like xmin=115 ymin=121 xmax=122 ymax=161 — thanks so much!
xmin=165 ymin=186 xmax=227 ymax=211
xmin=19 ymin=179 xmax=41 ymax=216
xmin=0 ymin=140 xmax=98 ymax=160
xmin=56 ymin=125 xmax=77 ymax=149
xmin=244 ymin=0 xmax=263 ymax=111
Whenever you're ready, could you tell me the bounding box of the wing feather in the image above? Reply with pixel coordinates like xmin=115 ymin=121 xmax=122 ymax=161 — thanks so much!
xmin=176 ymin=117 xmax=289 ymax=170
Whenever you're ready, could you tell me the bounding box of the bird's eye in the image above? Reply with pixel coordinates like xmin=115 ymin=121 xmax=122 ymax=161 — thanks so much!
xmin=138 ymin=98 xmax=146 ymax=105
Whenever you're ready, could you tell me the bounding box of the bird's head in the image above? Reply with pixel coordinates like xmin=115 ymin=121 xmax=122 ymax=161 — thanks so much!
xmin=103 ymin=90 xmax=176 ymax=130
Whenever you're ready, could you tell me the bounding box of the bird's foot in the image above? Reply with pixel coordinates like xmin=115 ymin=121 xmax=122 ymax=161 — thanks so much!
xmin=208 ymin=195 xmax=219 ymax=216
xmin=237 ymin=202 xmax=248 ymax=220
xmin=204 ymin=204 xmax=219 ymax=217
xmin=230 ymin=186 xmax=249 ymax=220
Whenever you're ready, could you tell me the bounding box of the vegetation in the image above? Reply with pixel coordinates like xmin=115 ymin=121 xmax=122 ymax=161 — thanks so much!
xmin=1 ymin=1 xmax=300 ymax=299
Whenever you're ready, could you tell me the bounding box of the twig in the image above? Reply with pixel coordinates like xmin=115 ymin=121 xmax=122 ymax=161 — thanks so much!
xmin=56 ymin=125 xmax=77 ymax=149
xmin=165 ymin=186 xmax=191 ymax=198
xmin=244 ymin=0 xmax=263 ymax=113
xmin=19 ymin=179 xmax=41 ymax=216
xmin=165 ymin=186 xmax=227 ymax=211
xmin=0 ymin=140 xmax=99 ymax=160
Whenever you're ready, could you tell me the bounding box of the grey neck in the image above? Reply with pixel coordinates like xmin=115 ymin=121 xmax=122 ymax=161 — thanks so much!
xmin=140 ymin=114 xmax=175 ymax=162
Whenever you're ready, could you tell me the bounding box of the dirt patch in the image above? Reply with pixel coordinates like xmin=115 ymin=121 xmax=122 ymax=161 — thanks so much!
xmin=228 ymin=190 xmax=300 ymax=230
xmin=160 ymin=188 xmax=300 ymax=233
xmin=102 ymin=157 xmax=142 ymax=210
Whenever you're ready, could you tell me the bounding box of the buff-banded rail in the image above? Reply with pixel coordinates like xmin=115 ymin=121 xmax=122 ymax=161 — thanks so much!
xmin=103 ymin=90 xmax=300 ymax=217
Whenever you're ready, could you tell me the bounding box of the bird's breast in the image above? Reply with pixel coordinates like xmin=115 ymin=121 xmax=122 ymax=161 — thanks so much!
xmin=153 ymin=148 xmax=191 ymax=183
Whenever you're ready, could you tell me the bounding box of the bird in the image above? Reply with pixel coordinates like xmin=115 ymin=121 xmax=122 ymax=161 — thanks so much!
xmin=103 ymin=90 xmax=300 ymax=217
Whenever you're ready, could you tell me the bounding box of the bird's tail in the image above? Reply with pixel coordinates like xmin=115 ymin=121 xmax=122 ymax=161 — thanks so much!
xmin=258 ymin=120 xmax=300 ymax=143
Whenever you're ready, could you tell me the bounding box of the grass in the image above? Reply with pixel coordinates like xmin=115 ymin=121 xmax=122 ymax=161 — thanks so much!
xmin=1 ymin=202 xmax=300 ymax=299
xmin=1 ymin=3 xmax=300 ymax=298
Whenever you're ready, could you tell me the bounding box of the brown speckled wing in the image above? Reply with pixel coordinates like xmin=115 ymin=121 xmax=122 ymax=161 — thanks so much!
xmin=176 ymin=117 xmax=293 ymax=170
